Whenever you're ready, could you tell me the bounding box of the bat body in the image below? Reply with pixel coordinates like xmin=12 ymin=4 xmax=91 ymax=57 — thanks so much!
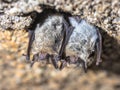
xmin=60 ymin=17 xmax=102 ymax=71
xmin=27 ymin=14 xmax=73 ymax=69
xmin=32 ymin=14 xmax=63 ymax=55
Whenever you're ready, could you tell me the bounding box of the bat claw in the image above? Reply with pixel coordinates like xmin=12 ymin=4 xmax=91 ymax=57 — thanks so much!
xmin=78 ymin=58 xmax=87 ymax=73
xmin=22 ymin=54 xmax=30 ymax=61
xmin=25 ymin=55 xmax=30 ymax=61
xmin=30 ymin=61 xmax=35 ymax=67
xmin=60 ymin=60 xmax=67 ymax=70
xmin=96 ymin=59 xmax=102 ymax=66
xmin=50 ymin=55 xmax=60 ymax=69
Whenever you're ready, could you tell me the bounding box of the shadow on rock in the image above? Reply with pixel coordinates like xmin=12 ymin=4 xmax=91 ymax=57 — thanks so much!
xmin=91 ymin=28 xmax=120 ymax=75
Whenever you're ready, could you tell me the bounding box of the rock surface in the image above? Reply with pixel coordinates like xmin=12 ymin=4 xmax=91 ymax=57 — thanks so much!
xmin=0 ymin=0 xmax=120 ymax=38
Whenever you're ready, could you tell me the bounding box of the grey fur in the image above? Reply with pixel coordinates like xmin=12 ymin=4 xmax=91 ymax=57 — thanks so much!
xmin=29 ymin=14 xmax=65 ymax=68
xmin=28 ymin=14 xmax=102 ymax=70
xmin=65 ymin=17 xmax=101 ymax=67
xmin=31 ymin=14 xmax=64 ymax=55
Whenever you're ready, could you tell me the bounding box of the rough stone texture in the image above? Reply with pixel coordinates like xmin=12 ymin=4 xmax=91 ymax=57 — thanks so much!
xmin=0 ymin=0 xmax=120 ymax=90
xmin=0 ymin=0 xmax=120 ymax=38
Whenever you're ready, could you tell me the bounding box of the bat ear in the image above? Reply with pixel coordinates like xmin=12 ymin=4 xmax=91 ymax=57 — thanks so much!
xmin=69 ymin=17 xmax=79 ymax=27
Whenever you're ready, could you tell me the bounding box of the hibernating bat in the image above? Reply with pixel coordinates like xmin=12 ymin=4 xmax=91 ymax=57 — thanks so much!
xmin=60 ymin=16 xmax=102 ymax=72
xmin=24 ymin=9 xmax=102 ymax=72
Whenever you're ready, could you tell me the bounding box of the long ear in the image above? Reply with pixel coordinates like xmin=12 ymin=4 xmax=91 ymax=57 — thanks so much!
xmin=58 ymin=18 xmax=74 ymax=58
xmin=26 ymin=30 xmax=35 ymax=61
xmin=96 ymin=29 xmax=102 ymax=65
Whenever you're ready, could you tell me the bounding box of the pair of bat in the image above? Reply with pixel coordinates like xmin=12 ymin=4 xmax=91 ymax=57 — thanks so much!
xmin=24 ymin=15 xmax=102 ymax=72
